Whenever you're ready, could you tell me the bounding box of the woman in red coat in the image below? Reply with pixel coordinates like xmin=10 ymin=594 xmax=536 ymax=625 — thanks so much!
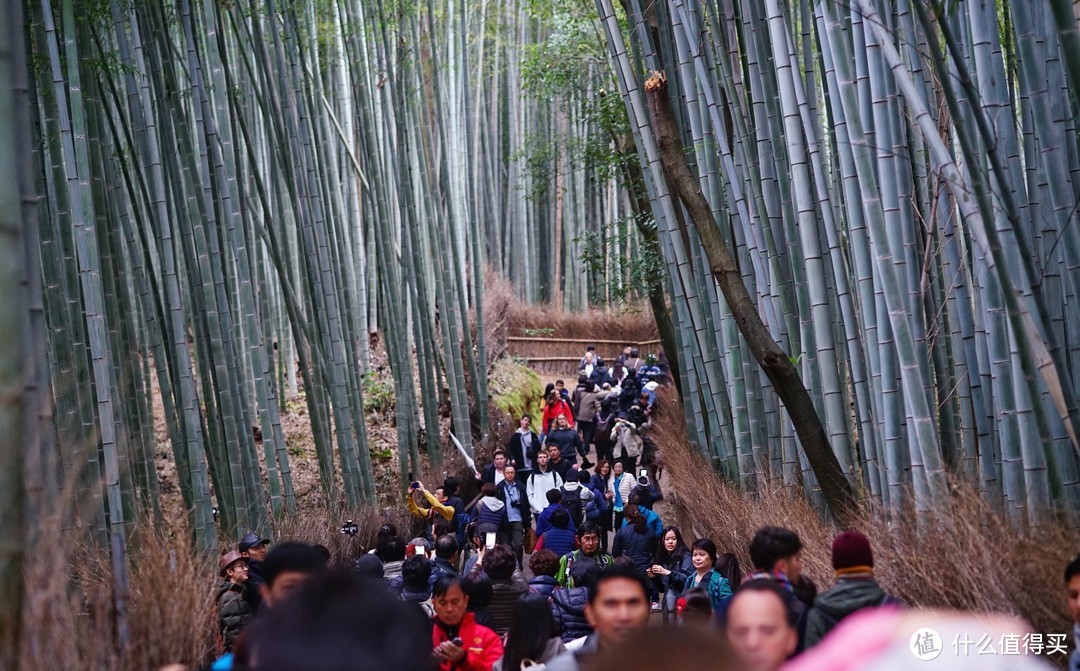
xmin=431 ymin=574 xmax=504 ymax=671
xmin=540 ymin=389 xmax=575 ymax=437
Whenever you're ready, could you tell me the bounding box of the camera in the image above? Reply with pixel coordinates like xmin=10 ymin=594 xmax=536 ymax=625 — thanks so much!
xmin=339 ymin=519 xmax=358 ymax=537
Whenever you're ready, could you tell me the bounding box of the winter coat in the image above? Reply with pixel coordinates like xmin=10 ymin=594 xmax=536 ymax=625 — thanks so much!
xmin=556 ymin=550 xmax=614 ymax=588
xmin=527 ymin=469 xmax=564 ymax=515
xmin=244 ymin=560 xmax=266 ymax=614
xmin=428 ymin=557 xmax=458 ymax=592
xmin=542 ymin=400 xmax=575 ymax=433
xmin=683 ymin=568 xmax=733 ymax=614
xmin=619 ymin=506 xmax=663 ymax=539
xmin=497 ymin=479 xmax=531 ymax=527
xmin=572 ymin=388 xmax=600 ymax=423
xmin=608 ymin=473 xmax=634 ymax=512
xmin=217 ymin=581 xmax=253 ymax=652
xmin=546 ymin=428 xmax=585 ymax=465
xmin=487 ymin=573 xmax=530 ymax=636
xmin=551 ymin=587 xmax=592 ymax=643
xmin=611 ymin=421 xmax=643 ymax=461
xmin=537 ymin=526 xmax=577 ymax=558
xmin=494 ymin=637 xmax=565 ymax=671
xmin=432 ymin=611 xmax=504 ymax=671
xmin=528 ymin=575 xmax=561 ymax=600
xmin=535 ymin=503 xmax=576 ymax=538
xmin=476 ymin=496 xmax=507 ymax=529
xmin=549 ymin=456 xmax=574 ymax=483
xmin=612 ymin=523 xmax=657 ymax=573
xmin=507 ymin=429 xmax=542 ymax=473
xmin=804 ymin=577 xmax=898 ymax=648
xmin=655 ymin=551 xmax=693 ymax=595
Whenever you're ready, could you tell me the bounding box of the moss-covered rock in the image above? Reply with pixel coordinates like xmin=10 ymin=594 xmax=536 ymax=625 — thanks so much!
xmin=489 ymin=357 xmax=545 ymax=421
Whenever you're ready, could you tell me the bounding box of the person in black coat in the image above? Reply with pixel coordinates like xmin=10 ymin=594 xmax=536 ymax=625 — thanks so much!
xmin=550 ymin=559 xmax=600 ymax=643
xmin=505 ymin=414 xmax=542 ymax=480
xmin=497 ymin=465 xmax=531 ymax=566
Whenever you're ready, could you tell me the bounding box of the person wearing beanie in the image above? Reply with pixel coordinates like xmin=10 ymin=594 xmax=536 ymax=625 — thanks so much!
xmin=803 ymin=531 xmax=900 ymax=649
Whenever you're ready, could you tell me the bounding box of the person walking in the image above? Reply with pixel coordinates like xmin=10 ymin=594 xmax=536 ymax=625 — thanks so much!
xmin=590 ymin=461 xmax=614 ymax=552
xmin=608 ymin=461 xmax=634 ymax=532
xmin=527 ymin=450 xmax=564 ymax=518
xmin=804 ymin=531 xmax=899 ymax=648
xmin=683 ymin=538 xmax=733 ymax=615
xmin=547 ymin=414 xmax=588 ymax=468
xmin=497 ymin=465 xmax=530 ymax=566
xmin=647 ymin=527 xmax=692 ymax=622
xmin=556 ymin=522 xmax=613 ymax=587
xmin=506 ymin=414 xmax=541 ymax=480
xmin=611 ymin=504 xmax=657 ymax=574
xmin=550 ymin=561 xmax=599 ymax=645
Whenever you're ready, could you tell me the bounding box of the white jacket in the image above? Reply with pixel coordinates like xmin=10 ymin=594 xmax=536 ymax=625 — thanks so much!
xmin=527 ymin=468 xmax=564 ymax=514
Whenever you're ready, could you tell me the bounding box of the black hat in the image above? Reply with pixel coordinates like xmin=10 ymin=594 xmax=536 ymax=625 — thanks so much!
xmin=239 ymin=532 xmax=270 ymax=552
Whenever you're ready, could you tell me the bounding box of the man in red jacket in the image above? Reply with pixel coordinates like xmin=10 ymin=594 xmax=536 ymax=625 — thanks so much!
xmin=431 ymin=574 xmax=504 ymax=671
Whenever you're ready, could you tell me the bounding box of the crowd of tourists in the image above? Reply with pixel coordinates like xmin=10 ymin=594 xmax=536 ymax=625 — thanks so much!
xmin=182 ymin=344 xmax=1077 ymax=670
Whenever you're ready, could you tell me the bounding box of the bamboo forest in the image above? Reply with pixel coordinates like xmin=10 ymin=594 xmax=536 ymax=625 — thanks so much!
xmin=6 ymin=0 xmax=1080 ymax=666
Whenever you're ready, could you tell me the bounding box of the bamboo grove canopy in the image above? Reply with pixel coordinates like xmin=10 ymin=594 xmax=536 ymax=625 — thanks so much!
xmin=594 ymin=0 xmax=1080 ymax=526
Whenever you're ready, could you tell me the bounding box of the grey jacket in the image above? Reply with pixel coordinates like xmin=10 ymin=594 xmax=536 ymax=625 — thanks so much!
xmin=804 ymin=576 xmax=897 ymax=648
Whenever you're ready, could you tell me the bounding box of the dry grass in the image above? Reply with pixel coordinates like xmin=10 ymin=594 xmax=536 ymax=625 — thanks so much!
xmin=18 ymin=503 xmax=418 ymax=670
xmin=509 ymin=300 xmax=658 ymax=343
xmin=650 ymin=387 xmax=1073 ymax=639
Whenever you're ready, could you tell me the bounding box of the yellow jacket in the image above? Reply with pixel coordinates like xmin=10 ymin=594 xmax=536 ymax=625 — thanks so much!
xmin=406 ymin=489 xmax=455 ymax=522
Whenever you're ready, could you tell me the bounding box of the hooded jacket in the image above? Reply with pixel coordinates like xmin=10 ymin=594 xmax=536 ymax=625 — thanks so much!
xmin=551 ymin=587 xmax=592 ymax=643
xmin=804 ymin=576 xmax=897 ymax=648
xmin=476 ymin=496 xmax=507 ymax=528
xmin=217 ymin=581 xmax=253 ymax=652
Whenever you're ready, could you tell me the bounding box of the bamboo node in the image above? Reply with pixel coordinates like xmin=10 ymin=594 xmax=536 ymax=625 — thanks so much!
xmin=644 ymin=70 xmax=667 ymax=92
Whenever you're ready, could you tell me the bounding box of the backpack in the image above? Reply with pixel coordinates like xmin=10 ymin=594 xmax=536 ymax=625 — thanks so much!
xmin=560 ymin=485 xmax=584 ymax=524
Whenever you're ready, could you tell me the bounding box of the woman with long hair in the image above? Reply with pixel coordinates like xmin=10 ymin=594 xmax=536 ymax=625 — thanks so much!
xmin=494 ymin=593 xmax=565 ymax=671
xmin=648 ymin=526 xmax=693 ymax=622
xmin=590 ymin=460 xmax=614 ymax=552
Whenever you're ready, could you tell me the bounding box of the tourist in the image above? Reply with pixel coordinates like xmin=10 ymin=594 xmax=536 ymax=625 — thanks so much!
xmin=431 ymin=574 xmax=504 ymax=671
xmin=726 ymin=579 xmax=798 ymax=671
xmin=546 ymin=442 xmax=575 ymax=482
xmin=398 ymin=554 xmax=435 ymax=617
xmin=547 ymin=413 xmax=587 ymax=468
xmin=474 ymin=544 xmax=528 ymax=637
xmin=611 ymin=504 xmax=657 ymax=574
xmin=551 ymin=560 xmax=600 ymax=644
xmin=528 ymin=549 xmax=562 ymax=599
xmin=546 ymin=563 xmax=652 ymax=671
xmin=647 ymin=526 xmax=692 ymax=622
xmin=747 ymin=526 xmax=808 ymax=650
xmin=479 ymin=449 xmax=509 ymax=486
xmin=593 ymin=398 xmax=617 ymax=465
xmin=535 ymin=489 xmax=574 ymax=538
xmin=353 ymin=554 xmax=385 ymax=583
xmin=406 ymin=480 xmax=455 ymax=524
xmin=608 ymin=461 xmax=634 ymax=531
xmin=497 ymin=464 xmax=530 ymax=565
xmin=682 ymin=538 xmax=733 ymax=615
xmin=580 ymin=344 xmax=605 ymax=370
xmin=572 ymin=377 xmax=600 ymax=454
xmin=461 ymin=568 xmax=496 ymax=630
xmin=556 ymin=521 xmax=613 ymax=588
xmin=428 ymin=535 xmax=460 ymax=591
xmin=216 ymin=550 xmax=252 ymax=653
xmin=527 ymin=450 xmax=564 ymax=516
xmin=558 ymin=467 xmax=594 ymax=526
xmin=494 ymin=594 xmax=566 ymax=671
xmin=610 ymin=413 xmax=643 ymax=473
xmin=589 ymin=461 xmax=614 ymax=551
xmin=621 ymin=491 xmax=663 ymax=538
xmin=678 ymin=587 xmax=713 ymax=627
xmin=378 ymin=536 xmax=407 ymax=587
xmin=535 ymin=508 xmax=576 ymax=558
xmin=506 ymin=414 xmax=541 ymax=480
xmin=804 ymin=531 xmax=899 ymax=647
xmin=542 ymin=389 xmax=575 ymax=436
xmin=475 ymin=483 xmax=507 ymax=529
xmin=257 ymin=542 xmax=326 ymax=609
xmin=238 ymin=532 xmax=270 ymax=613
